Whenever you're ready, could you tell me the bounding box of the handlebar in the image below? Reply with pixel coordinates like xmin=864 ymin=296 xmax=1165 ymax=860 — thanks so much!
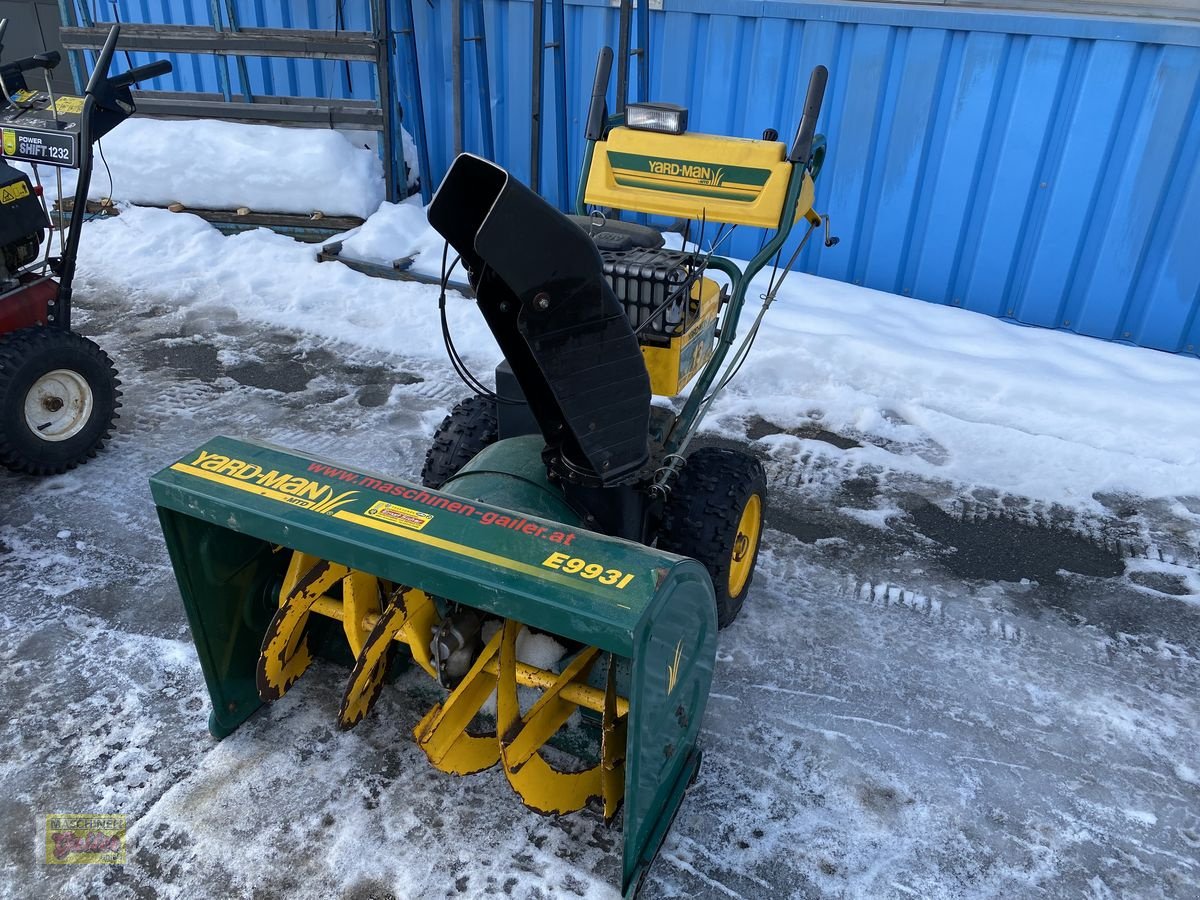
xmin=585 ymin=47 xmax=614 ymax=142
xmin=110 ymin=59 xmax=172 ymax=88
xmin=9 ymin=51 xmax=62 ymax=74
xmin=788 ymin=65 xmax=828 ymax=165
xmin=84 ymin=24 xmax=121 ymax=95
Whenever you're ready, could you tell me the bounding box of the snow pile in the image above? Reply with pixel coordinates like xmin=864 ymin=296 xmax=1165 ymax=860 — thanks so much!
xmin=72 ymin=202 xmax=1200 ymax=509
xmin=706 ymin=272 xmax=1200 ymax=504
xmin=337 ymin=197 xmax=444 ymax=268
xmin=75 ymin=204 xmax=498 ymax=362
xmin=31 ymin=118 xmax=385 ymax=217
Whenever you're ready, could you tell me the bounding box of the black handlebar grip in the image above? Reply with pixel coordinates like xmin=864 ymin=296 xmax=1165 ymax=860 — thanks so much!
xmin=789 ymin=65 xmax=829 ymax=164
xmin=85 ymin=23 xmax=121 ymax=95
xmin=585 ymin=46 xmax=614 ymax=142
xmin=13 ymin=51 xmax=62 ymax=73
xmin=111 ymin=59 xmax=173 ymax=88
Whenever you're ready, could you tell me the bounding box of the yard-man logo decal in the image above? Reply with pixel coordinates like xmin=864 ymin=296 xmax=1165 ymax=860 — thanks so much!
xmin=173 ymin=450 xmax=359 ymax=515
xmin=667 ymin=640 xmax=683 ymax=694
xmin=648 ymin=160 xmax=726 ymax=185
xmin=607 ymin=151 xmax=771 ymax=203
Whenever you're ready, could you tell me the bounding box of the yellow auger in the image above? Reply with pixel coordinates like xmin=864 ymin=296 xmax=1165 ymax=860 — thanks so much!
xmin=152 ymin=50 xmax=834 ymax=897
xmin=254 ymin=549 xmax=630 ymax=817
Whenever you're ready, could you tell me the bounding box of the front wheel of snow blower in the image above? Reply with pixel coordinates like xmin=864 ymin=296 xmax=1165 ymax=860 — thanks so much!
xmin=421 ymin=394 xmax=499 ymax=488
xmin=0 ymin=327 xmax=120 ymax=476
xmin=659 ymin=447 xmax=767 ymax=628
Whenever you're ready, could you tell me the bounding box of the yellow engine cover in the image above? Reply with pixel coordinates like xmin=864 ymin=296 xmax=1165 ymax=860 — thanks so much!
xmin=585 ymin=126 xmax=816 ymax=229
xmin=641 ymin=276 xmax=720 ymax=396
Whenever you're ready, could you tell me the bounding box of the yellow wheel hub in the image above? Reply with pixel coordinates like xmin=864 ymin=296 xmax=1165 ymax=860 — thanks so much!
xmin=728 ymin=493 xmax=762 ymax=597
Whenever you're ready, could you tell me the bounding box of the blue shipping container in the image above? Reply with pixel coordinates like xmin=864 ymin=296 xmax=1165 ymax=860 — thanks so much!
xmin=67 ymin=0 xmax=1200 ymax=356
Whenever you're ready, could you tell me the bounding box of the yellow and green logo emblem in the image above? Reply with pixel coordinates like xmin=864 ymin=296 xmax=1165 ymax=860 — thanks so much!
xmin=607 ymin=151 xmax=771 ymax=203
xmin=667 ymin=639 xmax=683 ymax=694
xmin=2 ymin=129 xmax=16 ymax=157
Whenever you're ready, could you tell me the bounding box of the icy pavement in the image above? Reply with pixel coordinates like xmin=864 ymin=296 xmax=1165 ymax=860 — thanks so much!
xmin=2 ymin=236 xmax=1199 ymax=900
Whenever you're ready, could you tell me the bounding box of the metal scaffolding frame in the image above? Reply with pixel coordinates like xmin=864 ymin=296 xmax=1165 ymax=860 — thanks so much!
xmin=55 ymin=0 xmax=425 ymax=204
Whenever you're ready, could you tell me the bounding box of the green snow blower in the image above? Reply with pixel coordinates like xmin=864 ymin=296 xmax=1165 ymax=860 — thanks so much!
xmin=151 ymin=50 xmax=834 ymax=897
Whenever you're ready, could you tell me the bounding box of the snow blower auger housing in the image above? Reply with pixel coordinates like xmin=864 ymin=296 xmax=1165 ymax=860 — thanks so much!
xmin=151 ymin=48 xmax=833 ymax=899
xmin=151 ymin=437 xmax=717 ymax=895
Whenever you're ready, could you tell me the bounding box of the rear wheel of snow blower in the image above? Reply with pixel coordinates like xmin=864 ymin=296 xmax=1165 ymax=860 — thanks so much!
xmin=421 ymin=394 xmax=499 ymax=488
xmin=0 ymin=327 xmax=120 ymax=476
xmin=659 ymin=447 xmax=766 ymax=628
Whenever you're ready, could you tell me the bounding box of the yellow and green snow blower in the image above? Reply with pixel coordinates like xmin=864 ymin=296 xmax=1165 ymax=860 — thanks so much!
xmin=151 ymin=50 xmax=834 ymax=897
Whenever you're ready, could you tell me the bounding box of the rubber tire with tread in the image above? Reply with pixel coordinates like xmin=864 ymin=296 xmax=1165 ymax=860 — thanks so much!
xmin=0 ymin=326 xmax=120 ymax=476
xmin=658 ymin=446 xmax=767 ymax=628
xmin=421 ymin=394 xmax=500 ymax=488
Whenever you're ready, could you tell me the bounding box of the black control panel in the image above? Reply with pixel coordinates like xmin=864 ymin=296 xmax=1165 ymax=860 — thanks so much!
xmin=0 ymin=90 xmax=84 ymax=169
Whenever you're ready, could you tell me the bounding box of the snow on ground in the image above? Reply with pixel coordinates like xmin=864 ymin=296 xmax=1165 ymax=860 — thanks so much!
xmin=1 ymin=199 xmax=1198 ymax=900
xmin=84 ymin=200 xmax=1200 ymax=515
xmin=75 ymin=204 xmax=500 ymax=366
xmin=20 ymin=119 xmax=387 ymax=217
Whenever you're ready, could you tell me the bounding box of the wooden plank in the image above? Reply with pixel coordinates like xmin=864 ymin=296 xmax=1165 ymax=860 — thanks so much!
xmin=59 ymin=23 xmax=378 ymax=61
xmin=130 ymin=92 xmax=385 ymax=129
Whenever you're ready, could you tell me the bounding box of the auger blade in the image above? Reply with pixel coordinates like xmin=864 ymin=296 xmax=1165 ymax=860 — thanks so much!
xmin=496 ymin=619 xmax=606 ymax=815
xmin=340 ymin=568 xmax=384 ymax=658
xmin=338 ymin=587 xmax=438 ymax=730
xmin=413 ymin=629 xmax=502 ymax=775
xmin=256 ymin=552 xmax=348 ymax=702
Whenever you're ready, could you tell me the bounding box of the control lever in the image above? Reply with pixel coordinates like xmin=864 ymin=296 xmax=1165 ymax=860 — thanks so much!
xmin=823 ymin=215 xmax=840 ymax=248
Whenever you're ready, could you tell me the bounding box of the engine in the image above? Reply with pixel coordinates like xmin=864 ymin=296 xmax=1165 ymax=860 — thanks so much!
xmin=0 ymin=160 xmax=49 ymax=286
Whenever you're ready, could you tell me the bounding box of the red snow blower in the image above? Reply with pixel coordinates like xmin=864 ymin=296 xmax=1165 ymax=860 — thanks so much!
xmin=0 ymin=21 xmax=170 ymax=474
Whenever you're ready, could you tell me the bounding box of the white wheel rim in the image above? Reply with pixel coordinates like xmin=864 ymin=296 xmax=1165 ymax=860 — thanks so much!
xmin=23 ymin=369 xmax=94 ymax=442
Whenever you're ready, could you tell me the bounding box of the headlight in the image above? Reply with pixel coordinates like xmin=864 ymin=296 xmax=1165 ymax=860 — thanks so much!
xmin=626 ymin=102 xmax=688 ymax=135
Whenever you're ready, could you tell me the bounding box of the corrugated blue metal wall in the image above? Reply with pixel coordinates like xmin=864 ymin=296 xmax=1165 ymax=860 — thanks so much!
xmin=77 ymin=1 xmax=1200 ymax=355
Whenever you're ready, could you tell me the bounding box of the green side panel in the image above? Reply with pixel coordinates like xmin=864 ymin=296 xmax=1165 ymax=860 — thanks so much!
xmin=622 ymin=565 xmax=718 ymax=895
xmin=149 ymin=436 xmax=709 ymax=657
xmin=154 ymin=505 xmax=284 ymax=738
